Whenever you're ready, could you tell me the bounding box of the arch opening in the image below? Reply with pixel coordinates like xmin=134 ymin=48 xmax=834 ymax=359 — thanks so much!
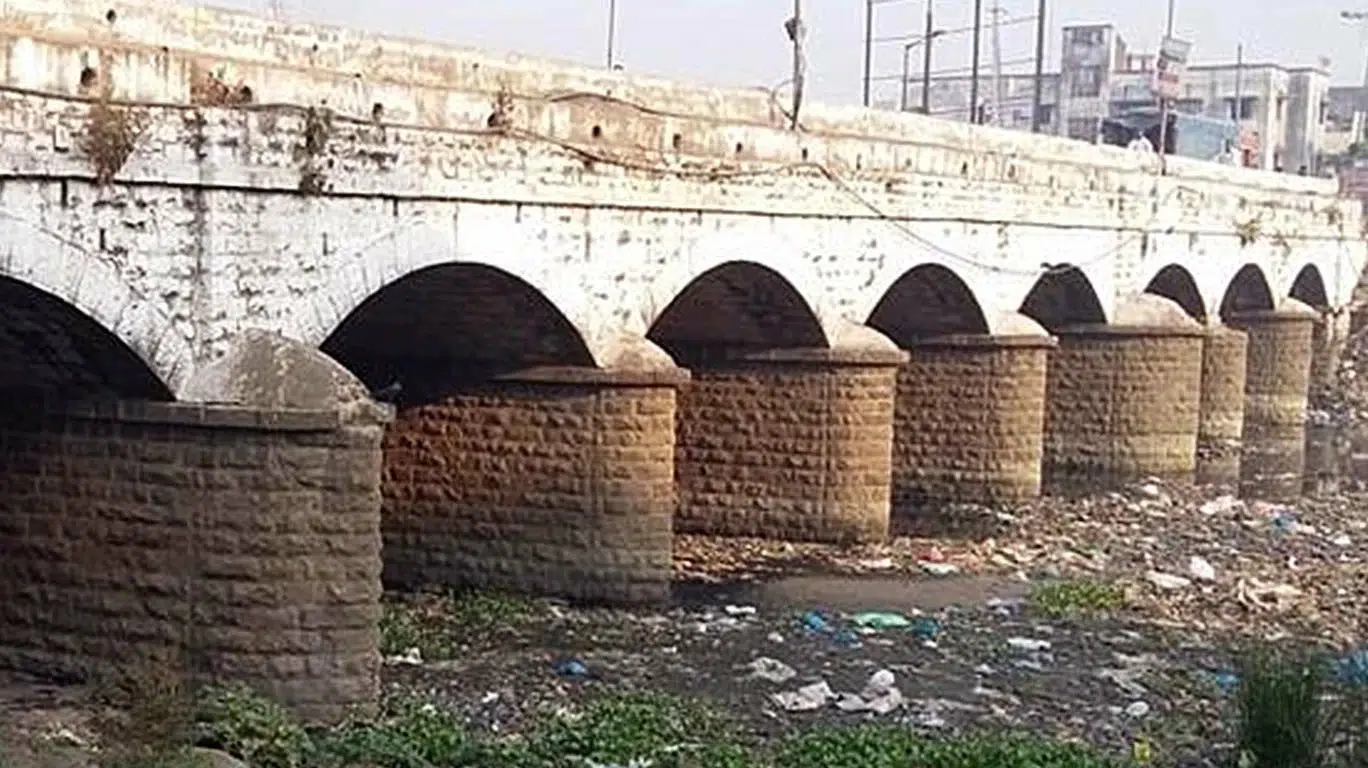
xmin=0 ymin=275 xmax=170 ymax=401
xmin=1018 ymin=266 xmax=1107 ymax=332
xmin=1290 ymin=264 xmax=1330 ymax=309
xmin=867 ymin=264 xmax=990 ymax=343
xmin=646 ymin=261 xmax=826 ymax=365
xmin=1219 ymin=264 xmax=1276 ymax=318
xmin=320 ymin=263 xmax=595 ymax=407
xmin=1144 ymin=264 xmax=1206 ymax=321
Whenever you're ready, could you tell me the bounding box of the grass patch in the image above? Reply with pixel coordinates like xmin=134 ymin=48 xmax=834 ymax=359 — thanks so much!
xmin=1030 ymin=579 xmax=1127 ymax=619
xmin=525 ymin=692 xmax=755 ymax=768
xmin=776 ymin=727 xmax=1122 ymax=768
xmin=1231 ymin=643 xmax=1368 ymax=768
xmin=379 ymin=589 xmax=538 ymax=661
xmin=89 ymin=658 xmax=203 ymax=768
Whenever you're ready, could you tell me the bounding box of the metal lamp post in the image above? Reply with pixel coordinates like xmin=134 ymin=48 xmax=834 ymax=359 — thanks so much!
xmin=899 ymin=32 xmax=943 ymax=111
xmin=606 ymin=0 xmax=619 ymax=68
xmin=1343 ymin=9 xmax=1368 ymax=143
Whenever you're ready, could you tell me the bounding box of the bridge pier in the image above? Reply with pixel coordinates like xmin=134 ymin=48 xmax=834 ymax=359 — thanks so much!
xmin=1040 ymin=305 xmax=1205 ymax=493
xmin=889 ymin=333 xmax=1053 ymax=518
xmin=380 ymin=367 xmax=682 ymax=604
xmin=0 ymin=334 xmax=390 ymax=724
xmin=1196 ymin=326 xmax=1249 ymax=486
xmin=1226 ymin=307 xmax=1317 ymax=501
xmin=673 ymin=347 xmax=904 ymax=544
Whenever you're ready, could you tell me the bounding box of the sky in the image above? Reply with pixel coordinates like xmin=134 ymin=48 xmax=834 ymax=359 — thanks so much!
xmin=206 ymin=0 xmax=1368 ymax=107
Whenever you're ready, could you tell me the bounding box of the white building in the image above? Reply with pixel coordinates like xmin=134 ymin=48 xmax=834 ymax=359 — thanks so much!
xmin=903 ymin=23 xmax=1332 ymax=173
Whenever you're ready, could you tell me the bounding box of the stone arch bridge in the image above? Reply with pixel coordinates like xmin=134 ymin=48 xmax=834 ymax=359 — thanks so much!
xmin=0 ymin=0 xmax=1363 ymax=722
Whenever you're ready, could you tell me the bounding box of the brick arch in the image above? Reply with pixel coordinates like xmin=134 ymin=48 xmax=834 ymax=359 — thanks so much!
xmin=0 ymin=218 xmax=188 ymax=395
xmin=1019 ymin=266 xmax=1107 ymax=332
xmin=0 ymin=275 xmax=172 ymax=400
xmin=866 ymin=263 xmax=990 ymax=343
xmin=646 ymin=260 xmax=827 ymax=364
xmin=1288 ymin=264 xmax=1329 ymax=309
xmin=320 ymin=262 xmax=596 ymax=406
xmin=1219 ymin=263 xmax=1276 ymax=319
xmin=1144 ymin=264 xmax=1206 ymax=321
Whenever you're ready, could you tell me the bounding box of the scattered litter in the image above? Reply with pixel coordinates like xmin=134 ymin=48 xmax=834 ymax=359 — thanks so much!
xmin=1188 ymin=556 xmax=1216 ymax=582
xmin=1007 ymin=637 xmax=1052 ymax=652
xmin=385 ymin=647 xmax=423 ymax=666
xmin=1199 ymin=495 xmax=1241 ymax=516
xmin=724 ymin=605 xmax=757 ymax=617
xmin=1125 ymin=701 xmax=1151 ymax=718
xmin=851 ymin=611 xmax=913 ymax=630
xmin=1145 ymin=571 xmax=1192 ymax=591
xmin=1211 ymin=669 xmax=1240 ymax=694
xmin=911 ymin=617 xmax=942 ymax=640
xmin=920 ymin=561 xmax=961 ymax=577
xmin=772 ymin=681 xmax=835 ymax=712
xmin=745 ymin=657 xmax=797 ymax=684
xmin=1334 ymin=649 xmax=1368 ymax=685
xmin=801 ymin=610 xmax=831 ymax=634
xmin=859 ymin=557 xmax=895 ymax=570
xmin=553 ymin=658 xmax=588 ymax=678
xmin=767 ymin=631 xmax=786 ymax=644
xmin=835 ymin=670 xmax=904 ymax=715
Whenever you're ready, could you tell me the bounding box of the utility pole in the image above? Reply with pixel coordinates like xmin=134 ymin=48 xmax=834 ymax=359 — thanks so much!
xmin=969 ymin=0 xmax=983 ymax=123
xmin=922 ymin=1 xmax=935 ymax=113
xmin=1342 ymin=11 xmax=1368 ymax=143
xmin=606 ymin=0 xmax=618 ymax=68
xmin=1156 ymin=0 xmax=1176 ymax=168
xmin=863 ymin=0 xmax=875 ymax=106
xmin=787 ymin=0 xmax=807 ymax=129
xmin=1029 ymin=0 xmax=1047 ymax=132
xmin=1233 ymin=43 xmax=1244 ymax=167
xmin=989 ymin=2 xmax=1005 ymax=125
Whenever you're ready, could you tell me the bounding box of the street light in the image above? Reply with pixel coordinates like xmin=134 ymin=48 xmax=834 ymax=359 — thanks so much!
xmin=1343 ymin=9 xmax=1368 ymax=141
xmin=863 ymin=0 xmax=905 ymax=107
xmin=899 ymin=31 xmax=943 ymax=111
xmin=606 ymin=0 xmax=618 ymax=69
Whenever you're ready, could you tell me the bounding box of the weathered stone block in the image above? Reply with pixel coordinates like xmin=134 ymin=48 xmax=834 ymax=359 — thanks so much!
xmin=381 ymin=368 xmax=683 ymax=605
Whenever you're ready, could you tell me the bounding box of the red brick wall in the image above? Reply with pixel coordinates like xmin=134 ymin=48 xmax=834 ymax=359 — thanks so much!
xmin=1042 ymin=328 xmax=1204 ymax=492
xmin=892 ymin=336 xmax=1051 ymax=513
xmin=673 ymin=353 xmax=900 ymax=544
xmin=381 ymin=370 xmax=680 ymax=604
xmin=1227 ymin=311 xmax=1315 ymax=501
xmin=0 ymin=400 xmax=384 ymax=724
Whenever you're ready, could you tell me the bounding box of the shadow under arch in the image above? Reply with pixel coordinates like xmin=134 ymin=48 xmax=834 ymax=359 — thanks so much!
xmin=1144 ymin=264 xmax=1206 ymax=321
xmin=1219 ymin=264 xmax=1276 ymax=318
xmin=867 ymin=264 xmax=990 ymax=343
xmin=1019 ymin=266 xmax=1107 ymax=332
xmin=1289 ymin=264 xmax=1330 ymax=309
xmin=646 ymin=260 xmax=827 ymax=364
xmin=320 ymin=262 xmax=596 ymax=407
xmin=0 ymin=275 xmax=171 ymax=401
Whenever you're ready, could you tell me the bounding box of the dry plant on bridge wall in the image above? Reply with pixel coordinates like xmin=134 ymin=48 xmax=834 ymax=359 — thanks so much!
xmin=80 ymin=94 xmax=151 ymax=186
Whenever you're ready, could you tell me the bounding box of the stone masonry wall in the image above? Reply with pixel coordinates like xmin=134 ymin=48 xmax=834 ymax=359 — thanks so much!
xmin=674 ymin=351 xmax=901 ymax=544
xmin=0 ymin=399 xmax=384 ymax=724
xmin=1196 ymin=326 xmax=1248 ymax=486
xmin=891 ymin=336 xmax=1052 ymax=516
xmin=1226 ymin=311 xmax=1316 ymax=501
xmin=381 ymin=370 xmax=681 ymax=604
xmin=1042 ymin=328 xmax=1205 ymax=492
xmin=0 ymin=6 xmax=1355 ymax=394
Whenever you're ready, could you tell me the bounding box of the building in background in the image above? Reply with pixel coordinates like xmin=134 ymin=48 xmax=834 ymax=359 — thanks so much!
xmin=902 ymin=23 xmax=1332 ymax=173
